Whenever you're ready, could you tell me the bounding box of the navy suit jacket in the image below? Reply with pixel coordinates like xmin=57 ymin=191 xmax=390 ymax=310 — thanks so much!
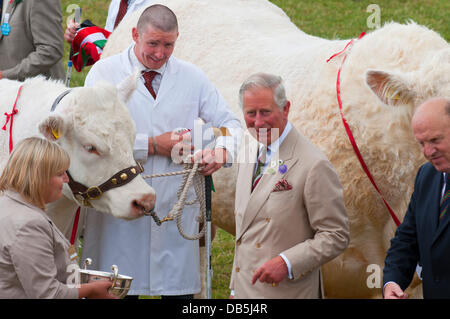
xmin=383 ymin=162 xmax=450 ymax=298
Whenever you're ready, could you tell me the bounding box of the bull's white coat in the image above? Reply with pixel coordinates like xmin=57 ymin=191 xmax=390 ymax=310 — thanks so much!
xmin=0 ymin=77 xmax=156 ymax=236
xmin=103 ymin=0 xmax=450 ymax=298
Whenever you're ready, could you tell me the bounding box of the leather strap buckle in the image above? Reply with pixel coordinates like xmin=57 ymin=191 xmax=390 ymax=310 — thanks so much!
xmin=86 ymin=186 xmax=102 ymax=200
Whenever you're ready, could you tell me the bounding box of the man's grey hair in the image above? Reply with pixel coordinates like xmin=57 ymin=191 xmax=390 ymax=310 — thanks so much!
xmin=239 ymin=73 xmax=287 ymax=110
xmin=137 ymin=4 xmax=178 ymax=33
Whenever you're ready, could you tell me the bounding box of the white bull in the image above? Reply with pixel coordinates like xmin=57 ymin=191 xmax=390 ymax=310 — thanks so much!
xmin=102 ymin=0 xmax=449 ymax=298
xmin=0 ymin=76 xmax=156 ymax=237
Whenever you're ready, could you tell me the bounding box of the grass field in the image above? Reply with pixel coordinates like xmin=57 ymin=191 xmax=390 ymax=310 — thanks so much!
xmin=60 ymin=0 xmax=449 ymax=299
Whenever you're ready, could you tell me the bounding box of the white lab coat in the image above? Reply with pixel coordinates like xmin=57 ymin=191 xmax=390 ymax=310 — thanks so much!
xmin=105 ymin=0 xmax=153 ymax=32
xmin=82 ymin=44 xmax=241 ymax=296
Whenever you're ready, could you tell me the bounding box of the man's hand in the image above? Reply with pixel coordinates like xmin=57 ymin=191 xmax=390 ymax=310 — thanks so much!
xmin=384 ymin=282 xmax=408 ymax=299
xmin=194 ymin=148 xmax=227 ymax=176
xmin=151 ymin=131 xmax=191 ymax=158
xmin=64 ymin=21 xmax=79 ymax=43
xmin=251 ymin=256 xmax=288 ymax=286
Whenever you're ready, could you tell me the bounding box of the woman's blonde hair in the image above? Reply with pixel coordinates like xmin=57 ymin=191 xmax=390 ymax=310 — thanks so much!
xmin=0 ymin=137 xmax=70 ymax=210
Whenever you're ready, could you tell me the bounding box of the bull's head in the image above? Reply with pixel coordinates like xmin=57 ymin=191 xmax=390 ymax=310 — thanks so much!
xmin=38 ymin=78 xmax=155 ymax=220
xmin=365 ymin=48 xmax=450 ymax=109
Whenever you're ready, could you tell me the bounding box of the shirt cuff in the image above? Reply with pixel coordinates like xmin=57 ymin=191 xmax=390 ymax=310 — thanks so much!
xmin=382 ymin=281 xmax=398 ymax=297
xmin=134 ymin=133 xmax=149 ymax=163
xmin=215 ymin=135 xmax=237 ymax=163
xmin=279 ymin=253 xmax=294 ymax=280
xmin=215 ymin=146 xmax=233 ymax=168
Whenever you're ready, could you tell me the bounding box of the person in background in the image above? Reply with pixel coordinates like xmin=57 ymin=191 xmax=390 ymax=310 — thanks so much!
xmin=230 ymin=73 xmax=349 ymax=298
xmin=0 ymin=0 xmax=65 ymax=81
xmin=0 ymin=137 xmax=117 ymax=299
xmin=383 ymin=97 xmax=450 ymax=299
xmin=64 ymin=0 xmax=153 ymax=43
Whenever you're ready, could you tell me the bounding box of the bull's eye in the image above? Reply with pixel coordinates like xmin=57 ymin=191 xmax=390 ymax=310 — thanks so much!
xmin=84 ymin=145 xmax=98 ymax=154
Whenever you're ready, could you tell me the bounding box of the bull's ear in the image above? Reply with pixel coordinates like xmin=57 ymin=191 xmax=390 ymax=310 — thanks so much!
xmin=38 ymin=115 xmax=66 ymax=141
xmin=365 ymin=70 xmax=416 ymax=106
xmin=117 ymin=68 xmax=140 ymax=103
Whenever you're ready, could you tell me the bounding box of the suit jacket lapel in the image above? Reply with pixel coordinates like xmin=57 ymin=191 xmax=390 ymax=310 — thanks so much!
xmin=236 ymin=129 xmax=299 ymax=240
xmin=234 ymin=133 xmax=258 ymax=236
xmin=433 ymin=173 xmax=450 ymax=244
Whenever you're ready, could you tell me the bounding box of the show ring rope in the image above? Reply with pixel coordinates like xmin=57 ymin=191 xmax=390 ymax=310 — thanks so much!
xmin=142 ymin=157 xmax=207 ymax=241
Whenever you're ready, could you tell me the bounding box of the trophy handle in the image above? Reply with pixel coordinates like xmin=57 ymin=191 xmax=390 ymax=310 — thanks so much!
xmin=83 ymin=258 xmax=92 ymax=270
xmin=111 ymin=265 xmax=119 ymax=288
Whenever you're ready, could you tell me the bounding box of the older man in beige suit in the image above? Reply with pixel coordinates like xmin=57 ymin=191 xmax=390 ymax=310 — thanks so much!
xmin=230 ymin=73 xmax=350 ymax=299
xmin=0 ymin=0 xmax=64 ymax=81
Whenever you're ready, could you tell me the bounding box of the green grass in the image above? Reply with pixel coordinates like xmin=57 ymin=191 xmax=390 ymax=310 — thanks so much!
xmin=211 ymin=229 xmax=235 ymax=299
xmin=60 ymin=0 xmax=448 ymax=298
xmin=270 ymin=0 xmax=449 ymax=41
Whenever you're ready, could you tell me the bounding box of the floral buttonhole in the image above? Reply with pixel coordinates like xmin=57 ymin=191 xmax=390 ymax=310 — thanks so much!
xmin=276 ymin=159 xmax=287 ymax=174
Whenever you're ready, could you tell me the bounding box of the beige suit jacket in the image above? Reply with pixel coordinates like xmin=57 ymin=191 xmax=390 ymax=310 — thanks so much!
xmin=230 ymin=127 xmax=349 ymax=298
xmin=0 ymin=191 xmax=78 ymax=299
xmin=0 ymin=0 xmax=64 ymax=81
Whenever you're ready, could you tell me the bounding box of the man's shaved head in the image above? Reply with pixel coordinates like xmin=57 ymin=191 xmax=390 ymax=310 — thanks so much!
xmin=137 ymin=4 xmax=178 ymax=33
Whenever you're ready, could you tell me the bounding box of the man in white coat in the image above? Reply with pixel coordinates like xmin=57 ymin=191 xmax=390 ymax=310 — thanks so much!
xmin=105 ymin=0 xmax=153 ymax=31
xmin=82 ymin=4 xmax=241 ymax=298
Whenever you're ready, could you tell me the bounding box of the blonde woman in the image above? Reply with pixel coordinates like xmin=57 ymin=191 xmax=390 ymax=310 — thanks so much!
xmin=0 ymin=137 xmax=117 ymax=299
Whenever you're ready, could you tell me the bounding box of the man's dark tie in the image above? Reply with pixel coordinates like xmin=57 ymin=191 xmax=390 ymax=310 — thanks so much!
xmin=440 ymin=175 xmax=450 ymax=221
xmin=113 ymin=0 xmax=128 ymax=29
xmin=251 ymin=147 xmax=266 ymax=192
xmin=142 ymin=71 xmax=158 ymax=99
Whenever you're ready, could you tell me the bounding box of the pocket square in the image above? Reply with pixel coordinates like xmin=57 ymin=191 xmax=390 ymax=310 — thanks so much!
xmin=272 ymin=178 xmax=292 ymax=192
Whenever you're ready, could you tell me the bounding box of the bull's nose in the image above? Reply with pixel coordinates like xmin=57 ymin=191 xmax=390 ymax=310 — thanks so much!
xmin=131 ymin=193 xmax=156 ymax=218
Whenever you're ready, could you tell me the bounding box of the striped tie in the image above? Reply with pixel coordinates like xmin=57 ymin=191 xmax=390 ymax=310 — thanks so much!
xmin=142 ymin=71 xmax=158 ymax=99
xmin=251 ymin=147 xmax=266 ymax=192
xmin=440 ymin=175 xmax=450 ymax=221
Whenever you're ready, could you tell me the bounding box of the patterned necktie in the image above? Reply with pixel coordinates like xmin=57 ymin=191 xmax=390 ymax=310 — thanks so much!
xmin=440 ymin=174 xmax=450 ymax=221
xmin=251 ymin=147 xmax=266 ymax=192
xmin=142 ymin=70 xmax=158 ymax=99
xmin=113 ymin=0 xmax=128 ymax=29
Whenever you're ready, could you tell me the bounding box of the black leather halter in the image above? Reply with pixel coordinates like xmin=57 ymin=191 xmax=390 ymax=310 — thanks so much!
xmin=66 ymin=163 xmax=144 ymax=206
